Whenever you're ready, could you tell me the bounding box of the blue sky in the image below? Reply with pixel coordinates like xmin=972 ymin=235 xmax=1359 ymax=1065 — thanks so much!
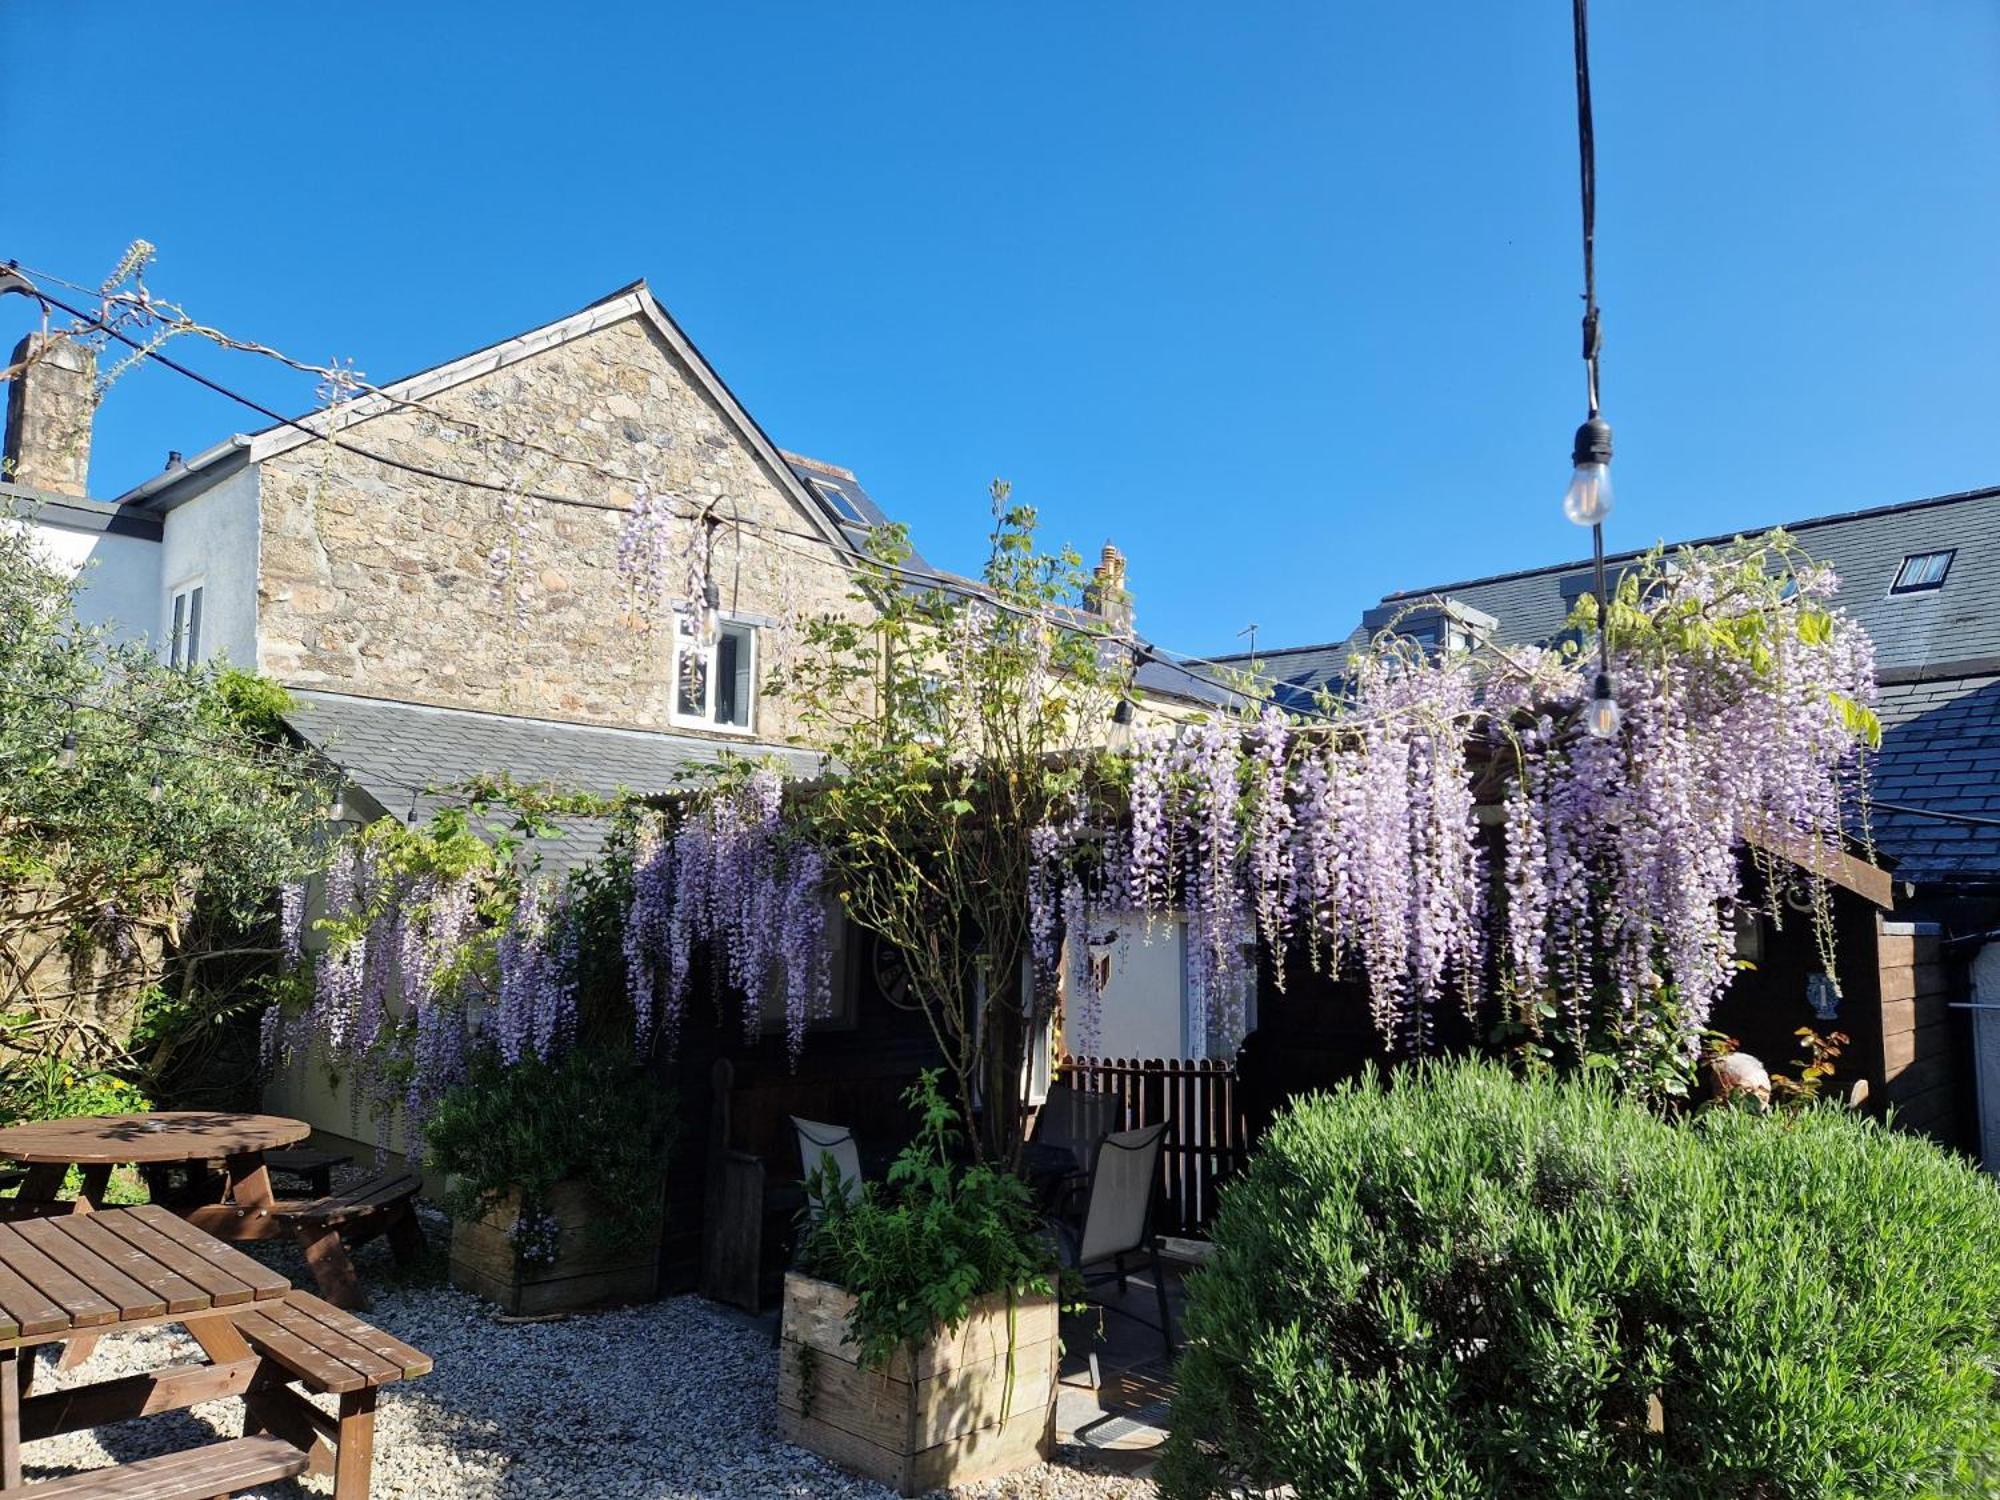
xmin=4 ymin=2 xmax=1998 ymax=656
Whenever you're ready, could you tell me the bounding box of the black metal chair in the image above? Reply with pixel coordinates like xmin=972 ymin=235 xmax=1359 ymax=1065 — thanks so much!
xmin=1032 ymin=1083 xmax=1122 ymax=1171
xmin=1053 ymin=1120 xmax=1174 ymax=1385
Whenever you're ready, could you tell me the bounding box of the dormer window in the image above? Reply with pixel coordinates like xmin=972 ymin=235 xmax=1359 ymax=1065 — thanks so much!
xmin=1891 ymin=550 xmax=1954 ymax=594
xmin=810 ymin=479 xmax=867 ymax=527
xmin=1388 ymin=603 xmax=1494 ymax=657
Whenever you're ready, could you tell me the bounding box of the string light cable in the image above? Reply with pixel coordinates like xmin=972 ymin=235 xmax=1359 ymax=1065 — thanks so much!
xmin=2 ymin=261 xmax=1360 ymax=725
xmin=3 ymin=262 xmax=1208 ymax=669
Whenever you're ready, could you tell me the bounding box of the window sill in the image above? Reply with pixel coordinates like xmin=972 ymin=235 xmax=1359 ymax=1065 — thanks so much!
xmin=666 ymin=715 xmax=761 ymax=739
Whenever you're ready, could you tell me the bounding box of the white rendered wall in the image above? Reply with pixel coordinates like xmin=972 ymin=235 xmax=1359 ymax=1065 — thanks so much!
xmin=157 ymin=466 xmax=260 ymax=668
xmin=10 ymin=514 xmax=162 ymax=642
xmin=1075 ymin=914 xmax=1191 ymax=1060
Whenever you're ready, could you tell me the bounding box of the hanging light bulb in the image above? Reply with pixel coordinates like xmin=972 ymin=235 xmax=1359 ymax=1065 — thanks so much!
xmin=1564 ymin=416 xmax=1614 ymax=527
xmin=1584 ymin=670 xmax=1621 ymax=738
xmin=147 ymin=772 xmax=164 ymax=802
xmin=56 ymin=727 xmax=77 ymax=769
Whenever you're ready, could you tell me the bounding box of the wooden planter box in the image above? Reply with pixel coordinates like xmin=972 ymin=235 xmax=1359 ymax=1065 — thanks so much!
xmin=777 ymin=1271 xmax=1058 ymax=1496
xmin=449 ymin=1180 xmax=660 ymax=1315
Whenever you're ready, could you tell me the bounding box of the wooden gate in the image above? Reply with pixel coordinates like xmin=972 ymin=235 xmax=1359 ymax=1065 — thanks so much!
xmin=1054 ymin=1056 xmax=1248 ymax=1236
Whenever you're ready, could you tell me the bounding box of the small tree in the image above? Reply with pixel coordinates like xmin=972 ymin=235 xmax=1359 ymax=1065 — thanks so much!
xmin=775 ymin=484 xmax=1124 ymax=1159
xmin=0 ymin=519 xmax=329 ymax=1094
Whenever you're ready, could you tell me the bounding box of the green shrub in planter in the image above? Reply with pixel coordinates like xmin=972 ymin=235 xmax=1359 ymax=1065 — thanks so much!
xmin=425 ymin=1045 xmax=675 ymax=1265
xmin=1160 ymin=1061 xmax=2000 ymax=1500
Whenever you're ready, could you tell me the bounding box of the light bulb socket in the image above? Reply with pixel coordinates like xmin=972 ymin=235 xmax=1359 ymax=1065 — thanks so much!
xmin=1591 ymin=670 xmax=1617 ymax=703
xmin=1571 ymin=416 xmax=1613 ymax=468
xmin=702 ymin=577 xmax=722 ymax=611
xmin=1112 ymin=697 xmax=1135 ymax=725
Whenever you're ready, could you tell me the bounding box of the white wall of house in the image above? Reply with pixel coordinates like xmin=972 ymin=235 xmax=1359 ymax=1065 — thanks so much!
xmin=10 ymin=511 xmax=162 ymax=641
xmin=157 ymin=465 xmax=260 ymax=668
xmin=1071 ymin=912 xmax=1256 ymax=1062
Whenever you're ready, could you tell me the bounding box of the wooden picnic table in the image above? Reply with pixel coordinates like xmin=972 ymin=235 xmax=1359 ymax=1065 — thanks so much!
xmin=0 ymin=1112 xmax=425 ymax=1315
xmin=0 ymin=1202 xmax=295 ymax=1491
xmin=0 ymin=1113 xmax=309 ymax=1222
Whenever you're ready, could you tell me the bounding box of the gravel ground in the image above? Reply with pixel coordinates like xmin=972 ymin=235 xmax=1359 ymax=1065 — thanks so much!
xmin=21 ymin=1208 xmax=1157 ymax=1499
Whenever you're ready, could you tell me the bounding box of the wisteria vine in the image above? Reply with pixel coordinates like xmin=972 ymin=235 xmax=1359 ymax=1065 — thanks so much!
xmin=1029 ymin=539 xmax=1877 ymax=1070
xmin=624 ymin=768 xmax=834 ymax=1065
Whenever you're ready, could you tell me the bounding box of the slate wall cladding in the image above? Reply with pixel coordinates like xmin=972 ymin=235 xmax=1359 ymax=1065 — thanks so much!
xmin=253 ymin=315 xmax=864 ymax=742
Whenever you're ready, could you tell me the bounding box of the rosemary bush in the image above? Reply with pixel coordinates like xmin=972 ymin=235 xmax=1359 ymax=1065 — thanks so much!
xmin=796 ymin=1070 xmax=1056 ymax=1370
xmin=1161 ymin=1061 xmax=2000 ymax=1500
xmin=423 ymin=1046 xmax=674 ymax=1267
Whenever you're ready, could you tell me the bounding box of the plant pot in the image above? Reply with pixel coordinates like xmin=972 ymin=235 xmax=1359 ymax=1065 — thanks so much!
xmin=448 ymin=1179 xmax=660 ymax=1315
xmin=777 ymin=1271 xmax=1058 ymax=1496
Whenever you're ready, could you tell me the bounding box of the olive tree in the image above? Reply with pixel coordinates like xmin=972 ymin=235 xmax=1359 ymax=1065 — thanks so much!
xmin=0 ymin=517 xmax=330 ymax=1090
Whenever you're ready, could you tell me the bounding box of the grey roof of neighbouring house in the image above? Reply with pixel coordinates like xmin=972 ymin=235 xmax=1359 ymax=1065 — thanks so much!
xmin=283 ymin=689 xmax=825 ymax=871
xmin=1869 ymin=672 xmax=2000 ymax=885
xmin=1218 ymin=483 xmax=2000 ymax=887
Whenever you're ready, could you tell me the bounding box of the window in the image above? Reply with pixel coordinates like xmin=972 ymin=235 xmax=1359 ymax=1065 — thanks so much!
xmin=810 ymin=479 xmax=867 ymax=527
xmin=168 ymin=584 xmax=204 ymax=668
xmin=1891 ymin=550 xmax=1955 ymax=593
xmin=670 ymin=612 xmax=756 ymax=732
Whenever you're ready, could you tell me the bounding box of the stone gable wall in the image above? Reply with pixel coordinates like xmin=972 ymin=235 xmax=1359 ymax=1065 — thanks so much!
xmin=254 ymin=315 xmax=866 ymax=742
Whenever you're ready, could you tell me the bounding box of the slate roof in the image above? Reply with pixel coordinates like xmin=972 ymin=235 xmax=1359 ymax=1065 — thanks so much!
xmin=283 ymin=689 xmax=825 ymax=872
xmin=1219 ymin=484 xmax=2000 ymax=886
xmin=782 ymin=453 xmax=925 ymax=566
xmin=1869 ymin=673 xmax=2000 ymax=884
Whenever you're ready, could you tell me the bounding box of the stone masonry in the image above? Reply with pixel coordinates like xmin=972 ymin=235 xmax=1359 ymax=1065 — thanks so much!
xmin=3 ymin=333 xmax=95 ymax=497
xmin=255 ymin=312 xmax=867 ymax=742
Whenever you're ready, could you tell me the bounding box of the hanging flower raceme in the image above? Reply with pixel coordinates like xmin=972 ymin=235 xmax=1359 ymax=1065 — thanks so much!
xmin=622 ymin=767 xmax=835 ymax=1064
xmin=1028 ymin=537 xmax=1877 ymax=1073
xmin=494 ymin=878 xmax=577 ymax=1066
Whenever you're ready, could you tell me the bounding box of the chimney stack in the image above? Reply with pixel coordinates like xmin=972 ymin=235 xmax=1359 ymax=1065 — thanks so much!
xmin=4 ymin=333 xmax=96 ymax=497
xmin=1084 ymin=542 xmax=1133 ymax=630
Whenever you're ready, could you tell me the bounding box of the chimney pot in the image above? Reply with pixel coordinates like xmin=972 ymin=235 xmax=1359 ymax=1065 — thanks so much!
xmin=1085 ymin=541 xmax=1134 ymax=629
xmin=3 ymin=334 xmax=96 ymax=497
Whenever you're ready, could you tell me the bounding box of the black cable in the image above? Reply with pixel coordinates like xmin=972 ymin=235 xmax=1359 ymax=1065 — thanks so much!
xmin=1872 ymin=801 xmax=2000 ymax=832
xmin=1570 ymin=0 xmax=1613 ymax=688
xmin=1572 ymin=0 xmax=1600 ymax=420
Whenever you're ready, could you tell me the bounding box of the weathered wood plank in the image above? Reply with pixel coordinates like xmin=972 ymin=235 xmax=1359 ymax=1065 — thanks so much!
xmin=0 ymin=1233 xmax=116 ymax=1330
xmin=18 ymin=1357 xmax=260 ymax=1440
xmin=43 ymin=1216 xmax=207 ymax=1314
xmin=782 ymin=1274 xmax=1057 ymax=1382
xmin=777 ymin=1273 xmax=1058 ymax=1495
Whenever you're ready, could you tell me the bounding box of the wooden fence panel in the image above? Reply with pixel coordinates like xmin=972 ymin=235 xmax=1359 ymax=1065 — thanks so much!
xmin=1055 ymin=1056 xmax=1248 ymax=1236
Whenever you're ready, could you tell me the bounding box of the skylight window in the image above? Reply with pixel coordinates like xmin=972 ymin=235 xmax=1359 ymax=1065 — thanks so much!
xmin=1891 ymin=550 xmax=1955 ymax=594
xmin=811 ymin=479 xmax=867 ymax=526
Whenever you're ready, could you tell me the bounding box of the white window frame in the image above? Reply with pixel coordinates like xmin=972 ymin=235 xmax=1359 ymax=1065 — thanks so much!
xmin=167 ymin=579 xmax=206 ymax=669
xmin=668 ymin=612 xmax=758 ymax=735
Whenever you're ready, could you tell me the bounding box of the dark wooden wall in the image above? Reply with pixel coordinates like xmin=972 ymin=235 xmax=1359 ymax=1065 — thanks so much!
xmin=652 ymin=928 xmax=940 ymax=1298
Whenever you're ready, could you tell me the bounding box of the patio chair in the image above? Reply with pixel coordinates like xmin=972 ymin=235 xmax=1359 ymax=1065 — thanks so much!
xmin=1054 ymin=1120 xmax=1173 ymax=1384
xmin=1031 ymin=1083 xmax=1122 ymax=1171
xmin=791 ymin=1116 xmax=863 ymax=1219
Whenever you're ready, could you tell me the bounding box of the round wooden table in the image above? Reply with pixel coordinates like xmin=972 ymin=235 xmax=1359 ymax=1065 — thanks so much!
xmin=0 ymin=1111 xmax=310 ymax=1214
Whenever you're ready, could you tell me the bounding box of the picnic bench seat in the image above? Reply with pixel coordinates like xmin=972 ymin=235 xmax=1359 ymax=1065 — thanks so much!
xmin=264 ymin=1147 xmax=353 ymax=1197
xmin=191 ymin=1170 xmax=424 ymax=1311
xmin=232 ymin=1289 xmax=433 ymax=1498
xmin=280 ymin=1171 xmax=424 ymax=1311
xmin=23 ymin=1433 xmax=309 ymax=1497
